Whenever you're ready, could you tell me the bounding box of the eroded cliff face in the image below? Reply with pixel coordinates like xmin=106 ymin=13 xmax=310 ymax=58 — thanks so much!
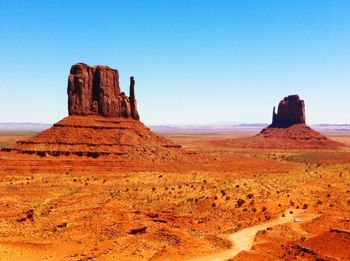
xmin=67 ymin=63 xmax=139 ymax=120
xmin=271 ymin=95 xmax=305 ymax=128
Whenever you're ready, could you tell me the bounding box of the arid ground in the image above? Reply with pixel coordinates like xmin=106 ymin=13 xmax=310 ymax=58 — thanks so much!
xmin=0 ymin=128 xmax=349 ymax=260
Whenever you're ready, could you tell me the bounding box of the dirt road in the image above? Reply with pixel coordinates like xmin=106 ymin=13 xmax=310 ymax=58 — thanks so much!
xmin=191 ymin=209 xmax=319 ymax=261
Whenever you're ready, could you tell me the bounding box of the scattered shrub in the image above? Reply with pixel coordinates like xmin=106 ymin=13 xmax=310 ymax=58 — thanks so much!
xmin=236 ymin=198 xmax=245 ymax=208
xmin=246 ymin=193 xmax=253 ymax=199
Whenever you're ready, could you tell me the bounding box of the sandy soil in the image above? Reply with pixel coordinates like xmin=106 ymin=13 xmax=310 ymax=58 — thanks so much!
xmin=190 ymin=209 xmax=319 ymax=261
xmin=0 ymin=130 xmax=349 ymax=260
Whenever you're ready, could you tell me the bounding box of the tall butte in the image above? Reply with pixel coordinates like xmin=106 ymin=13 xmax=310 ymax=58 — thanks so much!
xmin=67 ymin=63 xmax=139 ymax=120
xmin=270 ymin=95 xmax=305 ymax=128
xmin=4 ymin=63 xmax=183 ymax=158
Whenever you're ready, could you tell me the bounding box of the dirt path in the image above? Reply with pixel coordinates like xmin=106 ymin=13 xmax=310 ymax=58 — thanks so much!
xmin=190 ymin=209 xmax=319 ymax=261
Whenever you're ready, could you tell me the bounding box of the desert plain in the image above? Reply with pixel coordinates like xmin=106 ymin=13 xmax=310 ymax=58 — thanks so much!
xmin=0 ymin=126 xmax=349 ymax=261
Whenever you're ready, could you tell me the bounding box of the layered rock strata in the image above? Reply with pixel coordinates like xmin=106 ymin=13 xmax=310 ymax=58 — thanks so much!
xmin=68 ymin=63 xmax=139 ymax=120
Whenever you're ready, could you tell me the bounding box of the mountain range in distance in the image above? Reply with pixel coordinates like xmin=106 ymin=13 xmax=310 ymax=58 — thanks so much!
xmin=1 ymin=122 xmax=349 ymax=134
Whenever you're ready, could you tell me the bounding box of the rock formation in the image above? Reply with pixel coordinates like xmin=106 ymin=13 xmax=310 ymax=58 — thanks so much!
xmin=68 ymin=63 xmax=139 ymax=120
xmin=271 ymin=95 xmax=305 ymax=128
xmin=210 ymin=94 xmax=342 ymax=150
xmin=3 ymin=63 xmax=185 ymax=158
xmin=255 ymin=94 xmax=341 ymax=149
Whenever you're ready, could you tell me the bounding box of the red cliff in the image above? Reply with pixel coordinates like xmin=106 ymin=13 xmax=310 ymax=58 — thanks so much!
xmin=67 ymin=63 xmax=139 ymax=120
xmin=271 ymin=95 xmax=305 ymax=128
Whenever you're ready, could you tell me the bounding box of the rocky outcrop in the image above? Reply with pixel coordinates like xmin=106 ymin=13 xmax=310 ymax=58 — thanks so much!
xmin=1 ymin=63 xmax=189 ymax=161
xmin=5 ymin=115 xmax=183 ymax=158
xmin=211 ymin=94 xmax=342 ymax=150
xmin=67 ymin=63 xmax=139 ymax=120
xmin=271 ymin=95 xmax=305 ymax=128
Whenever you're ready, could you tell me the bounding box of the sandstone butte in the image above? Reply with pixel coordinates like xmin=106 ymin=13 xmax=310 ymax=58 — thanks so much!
xmin=2 ymin=63 xmax=185 ymax=159
xmin=213 ymin=95 xmax=342 ymax=150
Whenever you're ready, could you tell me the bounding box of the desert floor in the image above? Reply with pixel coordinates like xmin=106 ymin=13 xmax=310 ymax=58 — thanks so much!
xmin=0 ymin=129 xmax=349 ymax=260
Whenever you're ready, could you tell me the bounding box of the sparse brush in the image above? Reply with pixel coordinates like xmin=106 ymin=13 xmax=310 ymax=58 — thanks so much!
xmin=236 ymin=199 xmax=245 ymax=208
xmin=246 ymin=193 xmax=253 ymax=199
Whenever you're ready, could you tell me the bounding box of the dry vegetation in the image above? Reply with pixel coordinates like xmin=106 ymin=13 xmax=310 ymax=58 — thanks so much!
xmin=0 ymin=130 xmax=349 ymax=260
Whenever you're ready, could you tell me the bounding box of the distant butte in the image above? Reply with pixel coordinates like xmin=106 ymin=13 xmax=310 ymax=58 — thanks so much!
xmin=212 ymin=94 xmax=343 ymax=150
xmin=257 ymin=94 xmax=342 ymax=149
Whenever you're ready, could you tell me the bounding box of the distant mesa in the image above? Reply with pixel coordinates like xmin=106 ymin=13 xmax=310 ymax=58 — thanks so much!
xmin=2 ymin=63 xmax=184 ymax=158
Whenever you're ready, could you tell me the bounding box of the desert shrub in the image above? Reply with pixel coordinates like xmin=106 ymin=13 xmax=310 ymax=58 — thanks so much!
xmin=236 ymin=198 xmax=245 ymax=208
xmin=246 ymin=193 xmax=253 ymax=199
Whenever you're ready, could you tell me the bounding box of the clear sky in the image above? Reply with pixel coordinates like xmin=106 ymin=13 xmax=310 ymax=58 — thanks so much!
xmin=0 ymin=0 xmax=349 ymax=125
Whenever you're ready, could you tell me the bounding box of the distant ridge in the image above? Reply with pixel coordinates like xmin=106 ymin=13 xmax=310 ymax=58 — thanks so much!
xmin=0 ymin=123 xmax=52 ymax=131
xmin=1 ymin=122 xmax=349 ymax=133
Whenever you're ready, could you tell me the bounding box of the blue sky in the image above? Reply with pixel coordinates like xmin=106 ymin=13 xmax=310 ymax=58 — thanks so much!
xmin=0 ymin=0 xmax=349 ymax=124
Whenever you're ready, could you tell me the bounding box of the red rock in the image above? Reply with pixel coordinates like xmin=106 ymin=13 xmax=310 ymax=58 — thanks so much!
xmin=129 ymin=76 xmax=140 ymax=121
xmin=67 ymin=63 xmax=139 ymax=120
xmin=271 ymin=95 xmax=305 ymax=128
xmin=3 ymin=64 xmax=187 ymax=159
xmin=210 ymin=94 xmax=343 ymax=150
